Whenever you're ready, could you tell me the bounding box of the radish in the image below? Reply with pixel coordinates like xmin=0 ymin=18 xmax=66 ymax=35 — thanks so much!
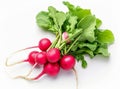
xmin=18 ymin=38 xmax=51 ymax=51
xmin=6 ymin=51 xmax=39 ymax=66
xmin=35 ymin=51 xmax=47 ymax=65
xmin=60 ymin=55 xmax=76 ymax=70
xmin=62 ymin=32 xmax=70 ymax=43
xmin=27 ymin=51 xmax=39 ymax=65
xmin=38 ymin=38 xmax=52 ymax=51
xmin=47 ymin=48 xmax=61 ymax=63
xmin=16 ymin=62 xmax=60 ymax=80
xmin=62 ymin=32 xmax=69 ymax=40
xmin=60 ymin=55 xmax=78 ymax=89
xmin=22 ymin=51 xmax=48 ymax=77
xmin=43 ymin=62 xmax=60 ymax=76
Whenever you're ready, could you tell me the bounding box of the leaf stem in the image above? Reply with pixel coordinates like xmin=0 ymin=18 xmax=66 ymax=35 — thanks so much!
xmin=66 ymin=34 xmax=81 ymax=54
xmin=59 ymin=42 xmax=66 ymax=50
xmin=48 ymin=33 xmax=60 ymax=50
xmin=55 ymin=28 xmax=62 ymax=48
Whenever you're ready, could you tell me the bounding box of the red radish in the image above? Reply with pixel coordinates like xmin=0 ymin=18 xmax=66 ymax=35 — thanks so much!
xmin=27 ymin=51 xmax=39 ymax=65
xmin=38 ymin=38 xmax=51 ymax=51
xmin=33 ymin=63 xmax=60 ymax=80
xmin=60 ymin=55 xmax=78 ymax=89
xmin=62 ymin=32 xmax=68 ymax=40
xmin=62 ymin=32 xmax=70 ymax=43
xmin=16 ymin=63 xmax=60 ymax=80
xmin=47 ymin=48 xmax=61 ymax=63
xmin=43 ymin=62 xmax=60 ymax=76
xmin=35 ymin=51 xmax=47 ymax=65
xmin=6 ymin=51 xmax=39 ymax=66
xmin=60 ymin=55 xmax=76 ymax=70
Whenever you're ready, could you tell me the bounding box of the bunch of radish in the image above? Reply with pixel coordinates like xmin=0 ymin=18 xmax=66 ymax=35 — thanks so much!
xmin=6 ymin=38 xmax=78 ymax=89
xmin=5 ymin=2 xmax=114 ymax=89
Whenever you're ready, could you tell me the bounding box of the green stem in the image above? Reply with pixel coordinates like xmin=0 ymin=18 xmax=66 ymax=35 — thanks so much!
xmin=48 ymin=34 xmax=60 ymax=50
xmin=69 ymin=30 xmax=82 ymax=40
xmin=55 ymin=28 xmax=62 ymax=48
xmin=66 ymin=34 xmax=81 ymax=54
xmin=59 ymin=42 xmax=66 ymax=50
xmin=55 ymin=38 xmax=60 ymax=48
xmin=64 ymin=45 xmax=67 ymax=55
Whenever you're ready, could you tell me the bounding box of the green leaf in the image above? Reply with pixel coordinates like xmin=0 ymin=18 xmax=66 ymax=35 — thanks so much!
xmin=36 ymin=11 xmax=52 ymax=29
xmin=48 ymin=6 xmax=58 ymax=27
xmin=82 ymin=59 xmax=87 ymax=68
xmin=68 ymin=16 xmax=78 ymax=32
xmin=95 ymin=44 xmax=110 ymax=56
xmin=77 ymin=15 xmax=96 ymax=29
xmin=73 ymin=48 xmax=94 ymax=58
xmin=63 ymin=1 xmax=91 ymax=20
xmin=78 ymin=55 xmax=87 ymax=68
xmin=77 ymin=15 xmax=96 ymax=42
xmin=96 ymin=18 xmax=102 ymax=28
xmin=72 ymin=54 xmax=87 ymax=68
xmin=75 ymin=7 xmax=91 ymax=20
xmin=48 ymin=6 xmax=58 ymax=18
xmin=79 ymin=42 xmax=97 ymax=51
xmin=97 ymin=30 xmax=115 ymax=44
xmin=48 ymin=6 xmax=66 ymax=30
xmin=83 ymin=48 xmax=94 ymax=58
xmin=55 ymin=12 xmax=66 ymax=28
xmin=63 ymin=1 xmax=75 ymax=12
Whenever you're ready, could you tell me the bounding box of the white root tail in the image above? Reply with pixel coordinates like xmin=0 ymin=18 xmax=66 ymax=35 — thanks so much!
xmin=72 ymin=67 xmax=78 ymax=89
xmin=5 ymin=46 xmax=38 ymax=66
xmin=14 ymin=63 xmax=37 ymax=80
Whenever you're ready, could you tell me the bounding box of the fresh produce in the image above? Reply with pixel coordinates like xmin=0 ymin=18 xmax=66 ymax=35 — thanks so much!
xmin=35 ymin=51 xmax=47 ymax=65
xmin=47 ymin=48 xmax=61 ymax=63
xmin=6 ymin=1 xmax=114 ymax=89
xmin=27 ymin=51 xmax=39 ymax=65
xmin=60 ymin=55 xmax=76 ymax=70
xmin=38 ymin=38 xmax=51 ymax=51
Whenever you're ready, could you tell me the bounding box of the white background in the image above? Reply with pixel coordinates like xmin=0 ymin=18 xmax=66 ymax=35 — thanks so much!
xmin=0 ymin=0 xmax=120 ymax=89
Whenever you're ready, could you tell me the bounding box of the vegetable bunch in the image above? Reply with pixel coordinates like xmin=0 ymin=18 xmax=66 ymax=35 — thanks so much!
xmin=6 ymin=1 xmax=114 ymax=89
xmin=36 ymin=1 xmax=114 ymax=68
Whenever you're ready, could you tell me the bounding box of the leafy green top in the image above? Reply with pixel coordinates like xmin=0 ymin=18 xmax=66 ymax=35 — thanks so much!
xmin=36 ymin=1 xmax=114 ymax=68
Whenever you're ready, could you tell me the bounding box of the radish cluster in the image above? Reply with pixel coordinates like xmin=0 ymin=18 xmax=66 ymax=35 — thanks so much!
xmin=6 ymin=38 xmax=77 ymax=81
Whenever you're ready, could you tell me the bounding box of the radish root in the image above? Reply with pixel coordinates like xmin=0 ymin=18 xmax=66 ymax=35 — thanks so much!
xmin=5 ymin=46 xmax=38 ymax=66
xmin=14 ymin=63 xmax=38 ymax=80
xmin=15 ymin=67 xmax=45 ymax=80
xmin=72 ymin=67 xmax=78 ymax=89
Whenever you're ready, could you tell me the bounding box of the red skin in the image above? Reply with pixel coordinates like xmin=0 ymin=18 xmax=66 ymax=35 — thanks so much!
xmin=33 ymin=63 xmax=60 ymax=80
xmin=35 ymin=52 xmax=47 ymax=65
xmin=27 ymin=51 xmax=39 ymax=65
xmin=38 ymin=38 xmax=51 ymax=51
xmin=44 ymin=63 xmax=60 ymax=76
xmin=47 ymin=48 xmax=61 ymax=63
xmin=62 ymin=32 xmax=70 ymax=43
xmin=60 ymin=55 xmax=76 ymax=70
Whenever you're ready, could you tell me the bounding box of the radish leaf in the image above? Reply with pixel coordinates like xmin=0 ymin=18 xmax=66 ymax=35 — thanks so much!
xmin=97 ymin=30 xmax=114 ymax=44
